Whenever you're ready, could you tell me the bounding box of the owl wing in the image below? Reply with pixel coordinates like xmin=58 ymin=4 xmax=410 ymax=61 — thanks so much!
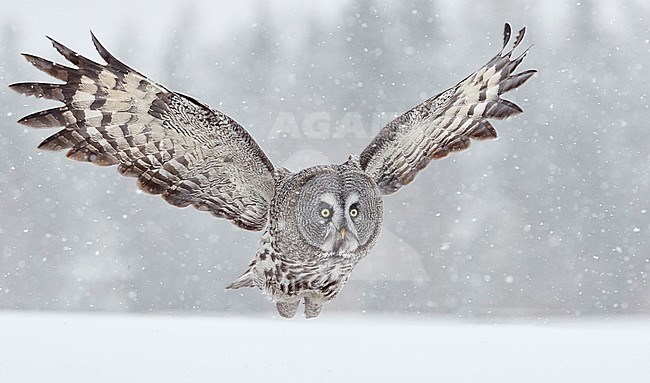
xmin=359 ymin=23 xmax=536 ymax=195
xmin=10 ymin=33 xmax=275 ymax=231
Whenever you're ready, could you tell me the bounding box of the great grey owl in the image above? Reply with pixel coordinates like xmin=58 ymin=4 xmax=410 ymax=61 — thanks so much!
xmin=10 ymin=23 xmax=535 ymax=318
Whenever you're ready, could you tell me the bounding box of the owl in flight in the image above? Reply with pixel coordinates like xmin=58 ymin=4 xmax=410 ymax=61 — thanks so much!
xmin=11 ymin=23 xmax=534 ymax=318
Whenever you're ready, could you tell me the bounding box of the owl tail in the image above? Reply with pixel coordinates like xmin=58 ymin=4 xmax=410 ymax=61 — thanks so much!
xmin=225 ymin=262 xmax=256 ymax=290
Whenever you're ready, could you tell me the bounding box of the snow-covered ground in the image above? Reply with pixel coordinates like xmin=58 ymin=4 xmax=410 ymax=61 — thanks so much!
xmin=1 ymin=311 xmax=648 ymax=382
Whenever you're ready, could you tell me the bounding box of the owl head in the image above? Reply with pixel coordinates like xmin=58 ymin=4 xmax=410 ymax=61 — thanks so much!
xmin=285 ymin=164 xmax=382 ymax=256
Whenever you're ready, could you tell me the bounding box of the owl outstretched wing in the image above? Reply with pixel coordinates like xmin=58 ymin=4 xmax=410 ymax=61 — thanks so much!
xmin=10 ymin=33 xmax=275 ymax=231
xmin=359 ymin=23 xmax=536 ymax=195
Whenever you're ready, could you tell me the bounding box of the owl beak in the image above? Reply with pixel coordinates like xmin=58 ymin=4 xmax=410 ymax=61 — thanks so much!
xmin=329 ymin=226 xmax=358 ymax=254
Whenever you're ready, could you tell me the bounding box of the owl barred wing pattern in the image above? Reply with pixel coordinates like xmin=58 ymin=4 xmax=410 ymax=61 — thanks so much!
xmin=10 ymin=24 xmax=535 ymax=319
xmin=359 ymin=23 xmax=536 ymax=195
xmin=10 ymin=34 xmax=275 ymax=231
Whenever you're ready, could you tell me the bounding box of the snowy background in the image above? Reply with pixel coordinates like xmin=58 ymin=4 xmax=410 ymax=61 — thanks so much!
xmin=1 ymin=1 xmax=650 ymax=379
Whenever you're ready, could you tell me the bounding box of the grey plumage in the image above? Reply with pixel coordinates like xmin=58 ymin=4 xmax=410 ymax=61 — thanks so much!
xmin=10 ymin=23 xmax=535 ymax=318
xmin=360 ymin=24 xmax=535 ymax=194
xmin=12 ymin=34 xmax=275 ymax=231
xmin=227 ymin=158 xmax=383 ymax=318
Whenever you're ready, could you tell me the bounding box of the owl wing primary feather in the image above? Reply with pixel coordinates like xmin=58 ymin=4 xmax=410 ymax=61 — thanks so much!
xmin=10 ymin=33 xmax=275 ymax=231
xmin=359 ymin=23 xmax=536 ymax=195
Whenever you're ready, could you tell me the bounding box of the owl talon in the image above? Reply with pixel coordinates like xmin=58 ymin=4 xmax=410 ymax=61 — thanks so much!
xmin=304 ymin=297 xmax=323 ymax=319
xmin=276 ymin=300 xmax=300 ymax=319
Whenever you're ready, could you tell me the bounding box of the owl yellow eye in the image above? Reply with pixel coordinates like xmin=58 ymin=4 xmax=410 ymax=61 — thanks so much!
xmin=320 ymin=208 xmax=331 ymax=218
xmin=349 ymin=207 xmax=358 ymax=218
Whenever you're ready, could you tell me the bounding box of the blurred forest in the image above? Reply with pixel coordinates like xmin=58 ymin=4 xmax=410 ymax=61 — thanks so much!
xmin=0 ymin=0 xmax=649 ymax=317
